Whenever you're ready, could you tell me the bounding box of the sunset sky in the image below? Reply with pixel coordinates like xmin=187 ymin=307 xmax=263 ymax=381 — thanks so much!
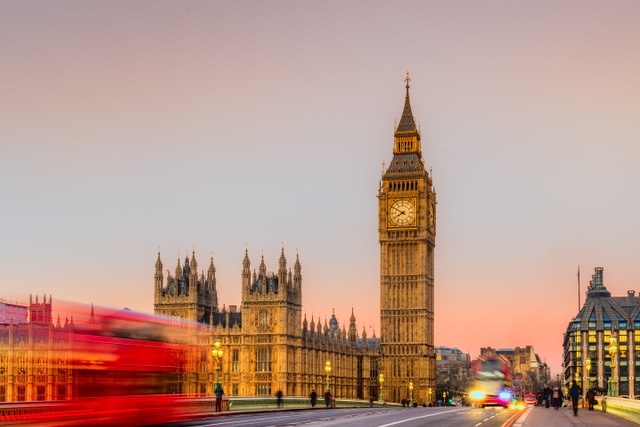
xmin=2 ymin=1 xmax=640 ymax=374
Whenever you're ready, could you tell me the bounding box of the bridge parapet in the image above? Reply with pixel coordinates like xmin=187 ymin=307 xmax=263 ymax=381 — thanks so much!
xmin=228 ymin=396 xmax=391 ymax=410
xmin=598 ymin=396 xmax=640 ymax=424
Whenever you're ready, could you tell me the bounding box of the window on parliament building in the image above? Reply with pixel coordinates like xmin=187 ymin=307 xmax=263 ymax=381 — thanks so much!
xmin=232 ymin=349 xmax=239 ymax=372
xmin=256 ymin=348 xmax=271 ymax=372
xmin=256 ymin=383 xmax=271 ymax=396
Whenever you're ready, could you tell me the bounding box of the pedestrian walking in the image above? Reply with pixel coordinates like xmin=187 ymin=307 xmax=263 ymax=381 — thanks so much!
xmin=276 ymin=390 xmax=283 ymax=408
xmin=543 ymin=384 xmax=552 ymax=408
xmin=310 ymin=389 xmax=317 ymax=407
xmin=552 ymin=386 xmax=563 ymax=410
xmin=569 ymin=381 xmax=582 ymax=416
xmin=586 ymin=387 xmax=596 ymax=411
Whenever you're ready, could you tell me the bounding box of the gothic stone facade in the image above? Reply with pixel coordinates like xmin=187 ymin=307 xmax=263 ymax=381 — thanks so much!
xmin=378 ymin=75 xmax=436 ymax=403
xmin=154 ymin=78 xmax=436 ymax=403
xmin=154 ymin=248 xmax=382 ymax=399
xmin=0 ymin=296 xmax=74 ymax=402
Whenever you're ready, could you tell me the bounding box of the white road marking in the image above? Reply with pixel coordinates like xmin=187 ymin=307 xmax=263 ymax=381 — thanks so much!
xmin=376 ymin=408 xmax=467 ymax=427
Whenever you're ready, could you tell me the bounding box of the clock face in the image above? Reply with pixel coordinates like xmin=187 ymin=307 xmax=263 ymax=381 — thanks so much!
xmin=389 ymin=199 xmax=416 ymax=226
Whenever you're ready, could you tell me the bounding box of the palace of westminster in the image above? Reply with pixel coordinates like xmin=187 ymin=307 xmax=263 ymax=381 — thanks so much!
xmin=153 ymin=75 xmax=437 ymax=403
xmin=3 ymin=78 xmax=637 ymax=404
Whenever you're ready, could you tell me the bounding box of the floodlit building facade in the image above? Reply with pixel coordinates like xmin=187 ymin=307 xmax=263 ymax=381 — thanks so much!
xmin=154 ymin=248 xmax=382 ymax=399
xmin=0 ymin=296 xmax=74 ymax=402
xmin=154 ymin=77 xmax=438 ymax=403
xmin=563 ymin=267 xmax=640 ymax=397
xmin=377 ymin=74 xmax=437 ymax=404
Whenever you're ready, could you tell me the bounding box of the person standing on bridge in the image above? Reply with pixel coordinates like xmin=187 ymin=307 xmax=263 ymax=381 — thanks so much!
xmin=310 ymin=389 xmax=317 ymax=407
xmin=324 ymin=390 xmax=332 ymax=408
xmin=214 ymin=383 xmax=224 ymax=412
xmin=569 ymin=381 xmax=582 ymax=416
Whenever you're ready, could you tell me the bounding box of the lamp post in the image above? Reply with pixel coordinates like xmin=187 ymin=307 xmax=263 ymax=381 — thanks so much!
xmin=585 ymin=358 xmax=591 ymax=395
xmin=443 ymin=390 xmax=447 ymax=407
xmin=211 ymin=339 xmax=223 ymax=392
xmin=378 ymin=373 xmax=384 ymax=404
xmin=211 ymin=338 xmax=224 ymax=412
xmin=409 ymin=382 xmax=414 ymax=407
xmin=325 ymin=360 xmax=332 ymax=394
xmin=428 ymin=387 xmax=432 ymax=406
xmin=608 ymin=336 xmax=618 ymax=396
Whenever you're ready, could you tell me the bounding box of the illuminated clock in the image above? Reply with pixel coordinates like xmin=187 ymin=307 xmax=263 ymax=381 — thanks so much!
xmin=389 ymin=199 xmax=416 ymax=226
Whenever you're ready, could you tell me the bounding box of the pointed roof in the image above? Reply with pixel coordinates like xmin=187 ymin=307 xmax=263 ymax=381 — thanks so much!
xmin=386 ymin=72 xmax=425 ymax=174
xmin=395 ymin=71 xmax=419 ymax=135
xmin=564 ymin=267 xmax=640 ymax=348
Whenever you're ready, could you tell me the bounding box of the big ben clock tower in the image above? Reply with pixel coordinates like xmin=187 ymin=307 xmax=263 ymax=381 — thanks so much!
xmin=378 ymin=73 xmax=436 ymax=404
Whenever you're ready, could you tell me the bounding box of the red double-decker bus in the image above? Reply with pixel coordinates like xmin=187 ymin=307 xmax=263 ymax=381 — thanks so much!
xmin=469 ymin=355 xmax=513 ymax=408
xmin=2 ymin=302 xmax=216 ymax=426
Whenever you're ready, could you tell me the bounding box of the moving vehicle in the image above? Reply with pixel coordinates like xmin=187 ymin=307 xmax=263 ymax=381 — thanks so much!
xmin=2 ymin=302 xmax=217 ymax=426
xmin=469 ymin=355 xmax=513 ymax=408
xmin=523 ymin=393 xmax=536 ymax=405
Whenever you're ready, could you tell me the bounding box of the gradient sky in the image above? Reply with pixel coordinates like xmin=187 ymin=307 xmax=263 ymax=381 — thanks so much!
xmin=2 ymin=1 xmax=640 ymax=375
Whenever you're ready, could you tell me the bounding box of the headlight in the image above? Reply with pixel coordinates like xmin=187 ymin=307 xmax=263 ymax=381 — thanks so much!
xmin=499 ymin=391 xmax=512 ymax=400
xmin=470 ymin=391 xmax=485 ymax=399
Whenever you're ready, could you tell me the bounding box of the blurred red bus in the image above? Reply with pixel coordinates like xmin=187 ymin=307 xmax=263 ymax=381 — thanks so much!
xmin=523 ymin=393 xmax=536 ymax=405
xmin=1 ymin=302 xmax=217 ymax=426
xmin=469 ymin=355 xmax=513 ymax=408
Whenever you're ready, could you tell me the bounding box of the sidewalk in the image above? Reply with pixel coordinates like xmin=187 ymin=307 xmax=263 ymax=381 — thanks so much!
xmin=513 ymin=405 xmax=640 ymax=426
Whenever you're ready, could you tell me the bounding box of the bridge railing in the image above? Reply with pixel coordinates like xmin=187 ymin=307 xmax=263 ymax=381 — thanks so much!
xmin=0 ymin=396 xmax=390 ymax=424
xmin=598 ymin=396 xmax=640 ymax=424
xmin=228 ymin=396 xmax=390 ymax=411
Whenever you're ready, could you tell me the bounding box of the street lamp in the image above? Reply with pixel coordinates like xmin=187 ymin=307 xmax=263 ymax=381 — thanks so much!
xmin=428 ymin=387 xmax=432 ymax=406
xmin=585 ymin=358 xmax=591 ymax=392
xmin=443 ymin=390 xmax=447 ymax=407
xmin=325 ymin=360 xmax=332 ymax=394
xmin=409 ymin=382 xmax=414 ymax=407
xmin=211 ymin=338 xmax=224 ymax=393
xmin=608 ymin=336 xmax=618 ymax=396
xmin=378 ymin=373 xmax=384 ymax=404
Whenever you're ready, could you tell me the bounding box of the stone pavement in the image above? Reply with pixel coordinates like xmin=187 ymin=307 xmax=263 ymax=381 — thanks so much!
xmin=513 ymin=405 xmax=639 ymax=426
